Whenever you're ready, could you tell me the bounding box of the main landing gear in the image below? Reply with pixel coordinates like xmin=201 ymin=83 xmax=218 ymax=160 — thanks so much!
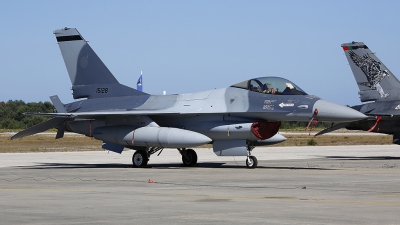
xmin=132 ymin=147 xmax=162 ymax=167
xmin=131 ymin=147 xmax=198 ymax=167
xmin=132 ymin=150 xmax=148 ymax=167
xmin=178 ymin=148 xmax=198 ymax=166
xmin=132 ymin=146 xmax=256 ymax=168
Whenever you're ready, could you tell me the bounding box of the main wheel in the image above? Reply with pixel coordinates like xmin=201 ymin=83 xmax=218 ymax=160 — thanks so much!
xmin=132 ymin=151 xmax=148 ymax=167
xmin=182 ymin=149 xmax=198 ymax=166
xmin=246 ymin=156 xmax=258 ymax=169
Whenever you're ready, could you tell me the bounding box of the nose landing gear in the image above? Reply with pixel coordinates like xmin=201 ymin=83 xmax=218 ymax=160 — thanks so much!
xmin=246 ymin=144 xmax=258 ymax=169
xmin=246 ymin=155 xmax=258 ymax=168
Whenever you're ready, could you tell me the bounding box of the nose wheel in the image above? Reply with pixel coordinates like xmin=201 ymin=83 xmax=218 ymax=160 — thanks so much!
xmin=246 ymin=155 xmax=258 ymax=169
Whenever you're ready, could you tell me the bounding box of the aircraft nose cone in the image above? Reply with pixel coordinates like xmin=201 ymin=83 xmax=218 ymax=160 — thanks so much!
xmin=313 ymin=100 xmax=367 ymax=122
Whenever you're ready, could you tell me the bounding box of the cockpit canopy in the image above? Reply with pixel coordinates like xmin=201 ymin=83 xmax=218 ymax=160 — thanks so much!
xmin=231 ymin=77 xmax=308 ymax=95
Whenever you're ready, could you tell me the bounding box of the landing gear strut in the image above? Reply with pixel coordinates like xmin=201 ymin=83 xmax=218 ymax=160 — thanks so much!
xmin=246 ymin=143 xmax=258 ymax=169
xmin=178 ymin=148 xmax=198 ymax=166
xmin=132 ymin=147 xmax=163 ymax=168
xmin=132 ymin=147 xmax=199 ymax=168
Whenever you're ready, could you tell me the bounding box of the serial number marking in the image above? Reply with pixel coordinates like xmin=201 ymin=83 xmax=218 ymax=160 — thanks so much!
xmin=263 ymin=99 xmax=276 ymax=110
xmin=263 ymin=105 xmax=274 ymax=110
xmin=96 ymin=88 xmax=109 ymax=94
xmin=264 ymin=100 xmax=276 ymax=104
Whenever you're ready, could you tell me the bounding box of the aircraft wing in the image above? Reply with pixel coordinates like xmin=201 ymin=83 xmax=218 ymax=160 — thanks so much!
xmin=24 ymin=110 xmax=289 ymax=120
xmin=365 ymin=113 xmax=394 ymax=117
xmin=314 ymin=116 xmax=382 ymax=137
xmin=12 ymin=110 xmax=180 ymax=140
xmin=24 ymin=110 xmax=181 ymax=119
xmin=314 ymin=122 xmax=355 ymax=137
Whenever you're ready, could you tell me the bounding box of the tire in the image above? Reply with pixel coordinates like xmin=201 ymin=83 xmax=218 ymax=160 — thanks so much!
xmin=246 ymin=156 xmax=258 ymax=169
xmin=182 ymin=149 xmax=198 ymax=166
xmin=132 ymin=151 xmax=148 ymax=167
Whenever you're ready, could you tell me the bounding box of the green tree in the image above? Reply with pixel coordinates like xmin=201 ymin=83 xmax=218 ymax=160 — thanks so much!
xmin=0 ymin=100 xmax=55 ymax=129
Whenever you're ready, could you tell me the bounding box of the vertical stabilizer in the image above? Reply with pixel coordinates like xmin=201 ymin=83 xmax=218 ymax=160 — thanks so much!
xmin=53 ymin=27 xmax=147 ymax=99
xmin=341 ymin=42 xmax=400 ymax=102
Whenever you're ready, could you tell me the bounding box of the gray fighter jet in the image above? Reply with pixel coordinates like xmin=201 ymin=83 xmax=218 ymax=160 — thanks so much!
xmin=316 ymin=42 xmax=400 ymax=144
xmin=11 ymin=28 xmax=366 ymax=168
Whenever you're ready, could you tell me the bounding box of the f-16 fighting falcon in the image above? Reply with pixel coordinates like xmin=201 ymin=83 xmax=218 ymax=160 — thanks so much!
xmin=316 ymin=42 xmax=400 ymax=144
xmin=12 ymin=28 xmax=366 ymax=168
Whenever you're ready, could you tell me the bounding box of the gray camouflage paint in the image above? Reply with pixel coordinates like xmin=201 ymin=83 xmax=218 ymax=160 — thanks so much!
xmin=12 ymin=28 xmax=367 ymax=156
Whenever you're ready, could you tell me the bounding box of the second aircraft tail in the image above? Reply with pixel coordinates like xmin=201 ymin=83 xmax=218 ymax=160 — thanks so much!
xmin=53 ymin=27 xmax=147 ymax=99
xmin=341 ymin=42 xmax=400 ymax=102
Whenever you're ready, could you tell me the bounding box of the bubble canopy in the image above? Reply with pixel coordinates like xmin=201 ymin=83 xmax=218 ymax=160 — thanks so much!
xmin=230 ymin=77 xmax=308 ymax=95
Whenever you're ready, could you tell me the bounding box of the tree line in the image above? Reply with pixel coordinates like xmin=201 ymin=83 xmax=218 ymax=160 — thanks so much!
xmin=0 ymin=100 xmax=54 ymax=129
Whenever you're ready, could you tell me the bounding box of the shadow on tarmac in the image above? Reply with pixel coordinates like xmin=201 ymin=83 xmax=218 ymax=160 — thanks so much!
xmin=17 ymin=162 xmax=334 ymax=170
xmin=325 ymin=156 xmax=400 ymax=160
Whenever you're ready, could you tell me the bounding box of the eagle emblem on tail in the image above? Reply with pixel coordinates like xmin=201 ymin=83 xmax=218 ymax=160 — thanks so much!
xmin=349 ymin=50 xmax=390 ymax=98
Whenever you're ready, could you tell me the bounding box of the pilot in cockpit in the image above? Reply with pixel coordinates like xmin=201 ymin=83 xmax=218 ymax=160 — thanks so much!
xmin=262 ymin=83 xmax=275 ymax=94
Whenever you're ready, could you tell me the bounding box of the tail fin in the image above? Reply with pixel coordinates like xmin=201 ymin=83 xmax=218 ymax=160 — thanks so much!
xmin=341 ymin=42 xmax=400 ymax=102
xmin=53 ymin=27 xmax=147 ymax=99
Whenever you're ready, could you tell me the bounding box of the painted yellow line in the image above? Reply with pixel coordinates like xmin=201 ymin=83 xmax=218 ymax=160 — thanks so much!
xmin=373 ymin=194 xmax=400 ymax=198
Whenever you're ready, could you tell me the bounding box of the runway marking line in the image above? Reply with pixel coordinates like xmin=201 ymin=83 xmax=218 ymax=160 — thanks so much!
xmin=373 ymin=194 xmax=400 ymax=198
xmin=0 ymin=188 xmax=96 ymax=193
xmin=145 ymin=192 xmax=400 ymax=205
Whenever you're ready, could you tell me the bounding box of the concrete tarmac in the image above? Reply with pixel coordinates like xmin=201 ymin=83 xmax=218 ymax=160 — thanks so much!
xmin=1 ymin=145 xmax=400 ymax=224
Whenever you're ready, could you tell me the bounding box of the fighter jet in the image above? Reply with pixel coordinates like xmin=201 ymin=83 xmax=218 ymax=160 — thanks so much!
xmin=316 ymin=42 xmax=400 ymax=144
xmin=11 ymin=28 xmax=366 ymax=168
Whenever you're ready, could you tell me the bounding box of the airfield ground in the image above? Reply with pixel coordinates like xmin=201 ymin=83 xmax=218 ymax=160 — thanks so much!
xmin=1 ymin=146 xmax=400 ymax=224
xmin=0 ymin=131 xmax=399 ymax=224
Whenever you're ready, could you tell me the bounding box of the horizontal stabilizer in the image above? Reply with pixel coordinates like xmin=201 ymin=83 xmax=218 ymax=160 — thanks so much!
xmin=11 ymin=117 xmax=66 ymax=140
